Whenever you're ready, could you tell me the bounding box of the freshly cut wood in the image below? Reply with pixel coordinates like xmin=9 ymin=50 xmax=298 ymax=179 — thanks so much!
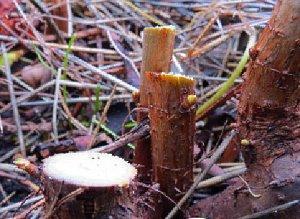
xmin=42 ymin=152 xmax=137 ymax=219
xmin=135 ymin=26 xmax=176 ymax=182
xmin=146 ymin=72 xmax=196 ymax=217
xmin=140 ymin=26 xmax=176 ymax=76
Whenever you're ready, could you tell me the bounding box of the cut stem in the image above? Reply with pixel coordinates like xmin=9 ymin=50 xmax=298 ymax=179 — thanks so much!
xmin=146 ymin=72 xmax=195 ymax=218
xmin=135 ymin=26 xmax=175 ymax=182
xmin=196 ymin=34 xmax=256 ymax=120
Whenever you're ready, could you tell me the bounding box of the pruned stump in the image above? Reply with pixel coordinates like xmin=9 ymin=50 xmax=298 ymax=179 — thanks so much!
xmin=135 ymin=26 xmax=176 ymax=182
xmin=42 ymin=152 xmax=137 ymax=219
xmin=146 ymin=72 xmax=196 ymax=218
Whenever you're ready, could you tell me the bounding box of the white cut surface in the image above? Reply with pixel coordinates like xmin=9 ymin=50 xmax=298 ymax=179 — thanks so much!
xmin=43 ymin=152 xmax=137 ymax=187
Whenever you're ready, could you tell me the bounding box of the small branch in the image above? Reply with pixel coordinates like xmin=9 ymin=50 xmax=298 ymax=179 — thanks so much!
xmin=0 ymin=80 xmax=55 ymax=114
xmin=0 ymin=35 xmax=120 ymax=55
xmin=187 ymin=33 xmax=233 ymax=59
xmin=196 ymin=84 xmax=241 ymax=121
xmin=122 ymin=0 xmax=166 ymax=26
xmin=52 ymin=68 xmax=62 ymax=143
xmin=13 ymin=198 xmax=45 ymax=219
xmin=16 ymin=94 xmax=131 ymax=107
xmin=1 ymin=44 xmax=26 ymax=157
xmin=91 ymin=120 xmax=150 ymax=153
xmin=0 ymin=115 xmax=3 ymax=134
xmin=106 ymin=30 xmax=140 ymax=83
xmin=88 ymin=85 xmax=117 ymax=149
xmin=196 ymin=33 xmax=256 ymax=120
xmin=239 ymin=200 xmax=299 ymax=219
xmin=0 ymin=192 xmax=15 ymax=207
xmin=0 ymin=195 xmax=43 ymax=214
xmin=55 ymin=49 xmax=138 ymax=92
xmin=66 ymin=0 xmax=73 ymax=36
xmin=0 ymin=171 xmax=39 ymax=192
xmin=188 ymin=14 xmax=218 ymax=54
xmin=196 ymin=167 xmax=246 ymax=189
xmin=0 ymin=80 xmax=123 ymax=114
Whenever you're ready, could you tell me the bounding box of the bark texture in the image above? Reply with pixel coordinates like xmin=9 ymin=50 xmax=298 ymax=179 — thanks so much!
xmin=189 ymin=0 xmax=300 ymax=218
xmin=146 ymin=72 xmax=195 ymax=218
xmin=43 ymin=178 xmax=134 ymax=219
xmin=135 ymin=26 xmax=175 ymax=182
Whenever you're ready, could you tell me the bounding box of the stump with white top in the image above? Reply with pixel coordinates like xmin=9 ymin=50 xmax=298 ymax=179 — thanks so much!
xmin=42 ymin=152 xmax=137 ymax=219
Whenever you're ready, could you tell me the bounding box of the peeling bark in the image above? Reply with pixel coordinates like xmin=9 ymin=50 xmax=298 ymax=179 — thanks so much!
xmin=189 ymin=0 xmax=300 ymax=218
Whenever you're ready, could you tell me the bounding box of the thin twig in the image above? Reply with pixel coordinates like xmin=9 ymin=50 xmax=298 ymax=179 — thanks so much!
xmin=51 ymin=188 xmax=84 ymax=217
xmin=196 ymin=32 xmax=256 ymax=119
xmin=0 ymin=80 xmax=55 ymax=114
xmin=196 ymin=167 xmax=246 ymax=189
xmin=88 ymin=85 xmax=117 ymax=149
xmin=239 ymin=176 xmax=261 ymax=198
xmin=13 ymin=198 xmax=45 ymax=219
xmin=52 ymin=68 xmax=62 ymax=143
xmin=106 ymin=30 xmax=140 ymax=79
xmin=0 ymin=35 xmax=124 ymax=55
xmin=238 ymin=200 xmax=299 ymax=219
xmin=91 ymin=119 xmax=150 ymax=153
xmin=17 ymin=94 xmax=131 ymax=107
xmin=0 ymin=195 xmax=43 ymax=214
xmin=0 ymin=192 xmax=15 ymax=207
xmin=0 ymin=115 xmax=3 ymax=134
xmin=1 ymin=44 xmax=26 ymax=157
xmin=54 ymin=49 xmax=138 ymax=92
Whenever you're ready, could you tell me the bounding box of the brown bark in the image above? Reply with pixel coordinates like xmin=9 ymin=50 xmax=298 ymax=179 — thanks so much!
xmin=189 ymin=0 xmax=300 ymax=218
xmin=42 ymin=152 xmax=137 ymax=219
xmin=146 ymin=72 xmax=195 ymax=218
xmin=134 ymin=26 xmax=175 ymax=182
